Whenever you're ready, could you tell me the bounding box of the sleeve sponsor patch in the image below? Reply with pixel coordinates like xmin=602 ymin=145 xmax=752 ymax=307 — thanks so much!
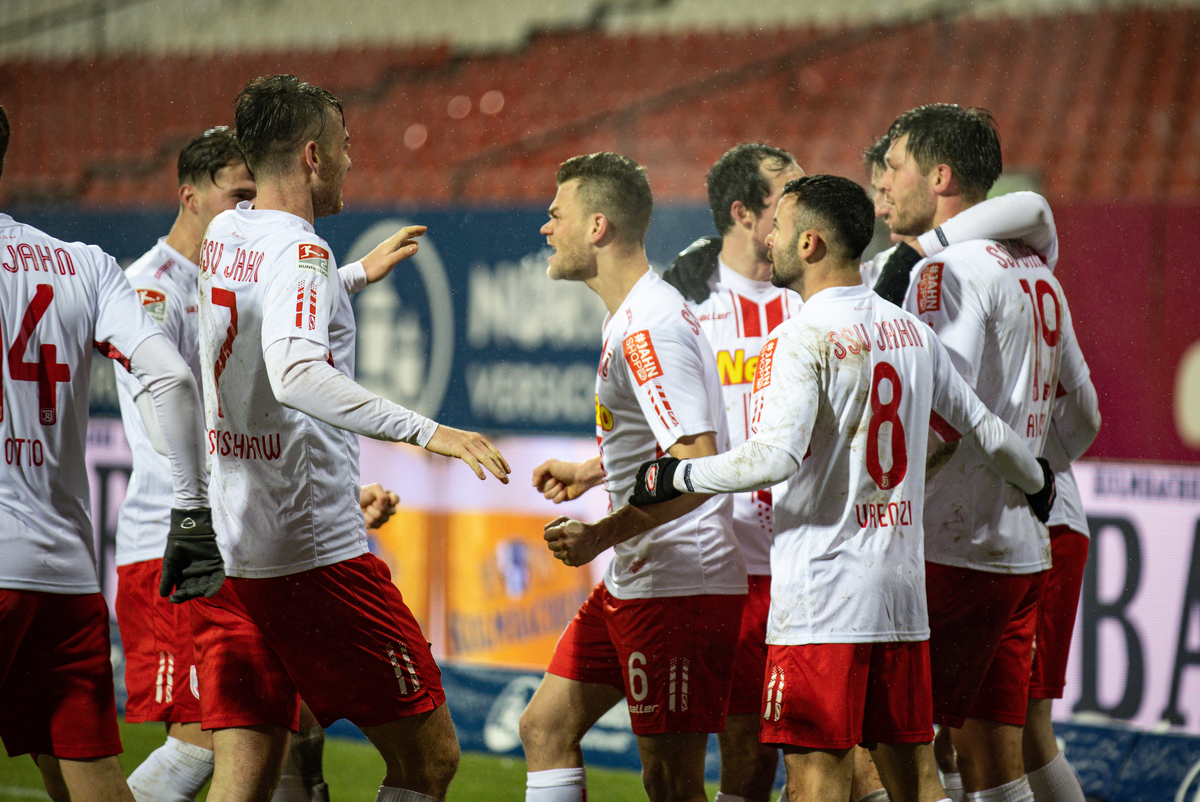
xmin=296 ymin=243 xmax=330 ymax=279
xmin=752 ymin=338 xmax=778 ymax=394
xmin=623 ymin=330 xmax=663 ymax=386
xmin=916 ymin=262 xmax=944 ymax=314
xmin=136 ymin=288 xmax=169 ymax=323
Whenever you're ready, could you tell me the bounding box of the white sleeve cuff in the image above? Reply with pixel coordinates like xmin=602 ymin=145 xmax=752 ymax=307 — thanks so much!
xmin=338 ymin=261 xmax=369 ymax=294
xmin=673 ymin=440 xmax=798 ymax=494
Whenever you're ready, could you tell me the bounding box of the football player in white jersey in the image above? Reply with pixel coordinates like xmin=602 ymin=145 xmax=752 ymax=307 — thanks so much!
xmin=114 ymin=126 xmax=379 ymax=802
xmin=628 ymin=174 xmax=1055 ymax=802
xmin=666 ymin=144 xmax=890 ymax=802
xmin=192 ymin=75 xmax=511 ymax=802
xmin=0 ymin=104 xmax=215 ymax=802
xmin=875 ymin=104 xmax=1098 ymax=802
xmin=521 ymin=152 xmax=746 ymax=802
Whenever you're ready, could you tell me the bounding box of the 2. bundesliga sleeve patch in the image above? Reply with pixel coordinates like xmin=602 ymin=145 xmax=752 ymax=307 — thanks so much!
xmin=623 ymin=330 xmax=663 ymax=386
xmin=916 ymin=262 xmax=944 ymax=314
xmin=752 ymin=338 xmax=778 ymax=394
xmin=296 ymin=243 xmax=330 ymax=279
xmin=136 ymin=288 xmax=169 ymax=323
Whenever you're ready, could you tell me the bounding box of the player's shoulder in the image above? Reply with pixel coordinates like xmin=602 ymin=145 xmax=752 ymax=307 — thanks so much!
xmin=628 ymin=270 xmax=690 ymax=324
xmin=124 ymin=240 xmax=191 ymax=286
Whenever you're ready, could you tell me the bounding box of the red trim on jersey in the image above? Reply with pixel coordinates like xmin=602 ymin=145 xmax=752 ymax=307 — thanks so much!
xmin=95 ymin=341 xmax=132 ymax=372
xmin=1055 ymin=382 xmax=1068 ymax=398
xmin=727 ymin=290 xmax=743 ymax=337
xmin=623 ymin=330 xmax=664 ymax=386
xmin=739 ymin=294 xmax=762 ymax=338
xmin=756 ymin=488 xmax=772 ymax=507
xmin=295 ymin=281 xmax=305 ymax=328
xmin=929 ymin=411 xmax=963 ymax=442
xmin=765 ymin=297 xmax=785 ymax=333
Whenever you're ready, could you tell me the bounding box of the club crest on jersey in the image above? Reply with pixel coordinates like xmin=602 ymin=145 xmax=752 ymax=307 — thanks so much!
xmin=645 ymin=464 xmax=659 ymax=492
xmin=296 ymin=243 xmax=330 ymax=279
xmin=623 ymin=330 xmax=663 ymax=386
xmin=752 ymin=338 xmax=778 ymax=394
xmin=136 ymin=288 xmax=169 ymax=323
xmin=916 ymin=262 xmax=944 ymax=314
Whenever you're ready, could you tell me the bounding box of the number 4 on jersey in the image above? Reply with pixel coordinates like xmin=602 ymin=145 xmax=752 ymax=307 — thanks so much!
xmin=1 ymin=284 xmax=71 ymax=425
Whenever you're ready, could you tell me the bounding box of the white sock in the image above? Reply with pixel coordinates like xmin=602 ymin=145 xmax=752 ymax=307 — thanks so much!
xmin=856 ymin=790 xmax=891 ymax=802
xmin=127 ymin=736 xmax=214 ymax=802
xmin=714 ymin=794 xmax=747 ymax=802
xmin=966 ymin=776 xmax=1034 ymax=802
xmin=1027 ymin=753 xmax=1085 ymax=802
xmin=943 ymin=771 xmax=965 ymax=802
xmin=526 ymin=767 xmax=587 ymax=802
xmin=375 ymin=786 xmax=440 ymax=802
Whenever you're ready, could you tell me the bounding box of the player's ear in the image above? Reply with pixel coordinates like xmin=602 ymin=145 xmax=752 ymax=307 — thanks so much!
xmin=589 ymin=212 xmax=612 ymax=246
xmin=303 ymin=140 xmax=321 ymax=177
xmin=798 ymin=229 xmax=823 ymax=261
xmin=930 ymin=163 xmax=954 ymax=196
xmin=179 ymin=183 xmax=198 ymax=214
xmin=731 ymin=200 xmax=753 ymax=230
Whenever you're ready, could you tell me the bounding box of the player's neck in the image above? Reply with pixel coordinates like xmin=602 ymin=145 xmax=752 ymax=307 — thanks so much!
xmin=720 ymin=232 xmax=772 ymax=283
xmin=794 ymin=263 xmax=864 ymax=302
xmin=931 ymin=195 xmax=981 ymax=231
xmin=164 ymin=210 xmax=203 ymax=266
xmin=252 ymin=181 xmax=317 ymax=226
xmin=588 ymin=251 xmax=652 ymax=314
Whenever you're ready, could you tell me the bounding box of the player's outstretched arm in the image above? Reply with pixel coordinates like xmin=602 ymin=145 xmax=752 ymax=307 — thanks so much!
xmin=127 ymin=334 xmax=225 ymax=602
xmin=544 ymin=433 xmax=725 ymax=567
xmin=424 ymin=425 xmax=511 ymax=483
xmin=915 ymin=191 xmax=1058 ymax=268
xmin=360 ymin=483 xmax=400 ymax=529
xmin=532 ymin=457 xmax=604 ymax=503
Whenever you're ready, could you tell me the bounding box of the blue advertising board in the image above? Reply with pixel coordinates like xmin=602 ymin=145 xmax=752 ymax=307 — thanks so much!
xmin=13 ymin=203 xmax=714 ymax=436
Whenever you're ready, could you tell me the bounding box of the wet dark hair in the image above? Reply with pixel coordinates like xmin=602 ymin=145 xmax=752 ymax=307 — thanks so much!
xmin=234 ymin=75 xmax=343 ymax=178
xmin=706 ymin=142 xmax=796 ymax=235
xmin=0 ymin=104 xmax=9 ymax=183
xmin=177 ymin=126 xmax=245 ymax=187
xmin=781 ymin=174 xmax=876 ymax=263
xmin=886 ymin=104 xmax=1002 ymax=202
xmin=556 ymin=152 xmax=653 ymax=245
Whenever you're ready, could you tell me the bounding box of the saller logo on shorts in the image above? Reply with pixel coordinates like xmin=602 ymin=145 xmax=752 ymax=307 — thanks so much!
xmin=752 ymin=338 xmax=778 ymax=394
xmin=296 ymin=243 xmax=330 ymax=279
xmin=623 ymin=330 xmax=663 ymax=386
xmin=137 ymin=288 xmax=169 ymax=323
xmin=916 ymin=262 xmax=944 ymax=314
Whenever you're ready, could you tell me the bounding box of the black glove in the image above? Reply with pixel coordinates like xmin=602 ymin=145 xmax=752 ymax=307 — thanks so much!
xmin=1025 ymin=458 xmax=1057 ymax=524
xmin=663 ymin=236 xmax=722 ymax=304
xmin=629 ymin=456 xmax=683 ymax=506
xmin=160 ymin=508 xmax=226 ymax=603
xmin=872 ymin=241 xmax=923 ymax=305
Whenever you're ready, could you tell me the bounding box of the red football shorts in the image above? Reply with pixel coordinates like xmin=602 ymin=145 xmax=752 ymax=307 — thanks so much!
xmin=0 ymin=590 xmax=123 ymax=759
xmin=728 ymin=574 xmax=771 ymax=716
xmin=547 ymin=582 xmax=745 ymax=735
xmin=190 ymin=553 xmax=444 ymax=731
xmin=759 ymin=641 xmax=934 ymax=750
xmin=926 ymin=562 xmax=1046 ymax=728
xmin=1030 ymin=528 xmax=1089 ymax=699
xmin=116 ymin=560 xmax=201 ymax=724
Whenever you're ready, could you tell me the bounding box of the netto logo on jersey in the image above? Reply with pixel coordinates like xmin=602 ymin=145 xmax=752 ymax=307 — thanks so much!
xmin=348 ymin=220 xmax=453 ymax=418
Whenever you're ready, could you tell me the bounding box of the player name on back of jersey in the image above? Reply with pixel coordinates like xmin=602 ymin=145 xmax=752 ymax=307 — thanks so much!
xmin=986 ymin=239 xmax=1047 ymax=270
xmin=2 ymin=241 xmax=82 ymax=277
xmin=200 ymin=240 xmax=265 ymax=283
xmin=826 ymin=317 xmax=925 ymax=360
xmin=207 ymin=428 xmax=282 ymax=461
xmin=854 ymin=499 xmax=914 ymax=530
